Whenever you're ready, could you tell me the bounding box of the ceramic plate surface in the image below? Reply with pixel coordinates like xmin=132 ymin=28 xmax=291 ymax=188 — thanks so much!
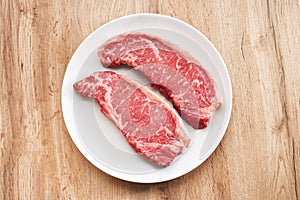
xmin=61 ymin=13 xmax=232 ymax=183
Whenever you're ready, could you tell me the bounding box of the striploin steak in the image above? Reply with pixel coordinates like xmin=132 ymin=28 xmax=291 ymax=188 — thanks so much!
xmin=98 ymin=33 xmax=220 ymax=129
xmin=73 ymin=71 xmax=190 ymax=166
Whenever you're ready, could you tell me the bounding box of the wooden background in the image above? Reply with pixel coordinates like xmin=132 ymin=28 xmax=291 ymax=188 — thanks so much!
xmin=1 ymin=0 xmax=299 ymax=199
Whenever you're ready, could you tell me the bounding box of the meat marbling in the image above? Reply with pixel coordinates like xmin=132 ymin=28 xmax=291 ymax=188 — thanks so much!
xmin=73 ymin=71 xmax=190 ymax=166
xmin=98 ymin=33 xmax=220 ymax=129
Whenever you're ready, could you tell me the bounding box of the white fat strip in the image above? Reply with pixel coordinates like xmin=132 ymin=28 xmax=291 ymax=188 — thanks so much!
xmin=104 ymin=37 xmax=157 ymax=61
xmin=91 ymin=73 xmax=128 ymax=129
xmin=191 ymin=79 xmax=203 ymax=87
xmin=165 ymin=142 xmax=181 ymax=153
xmin=142 ymin=38 xmax=162 ymax=61
xmin=137 ymin=141 xmax=182 ymax=157
xmin=122 ymin=53 xmax=139 ymax=62
xmin=92 ymin=73 xmax=113 ymax=106
xmin=126 ymin=127 xmax=140 ymax=137
xmin=176 ymin=77 xmax=189 ymax=86
xmin=175 ymin=58 xmax=181 ymax=70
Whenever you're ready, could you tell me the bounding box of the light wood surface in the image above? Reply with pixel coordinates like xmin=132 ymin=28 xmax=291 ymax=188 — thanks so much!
xmin=1 ymin=0 xmax=299 ymax=199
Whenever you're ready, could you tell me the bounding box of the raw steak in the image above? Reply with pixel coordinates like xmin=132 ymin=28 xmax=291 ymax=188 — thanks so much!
xmin=73 ymin=71 xmax=190 ymax=166
xmin=98 ymin=33 xmax=220 ymax=129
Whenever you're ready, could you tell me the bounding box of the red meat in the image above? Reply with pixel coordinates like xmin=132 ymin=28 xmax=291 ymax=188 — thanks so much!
xmin=73 ymin=71 xmax=190 ymax=166
xmin=98 ymin=33 xmax=220 ymax=129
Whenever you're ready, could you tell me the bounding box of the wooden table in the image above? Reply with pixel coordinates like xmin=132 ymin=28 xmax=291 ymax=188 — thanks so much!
xmin=1 ymin=0 xmax=299 ymax=199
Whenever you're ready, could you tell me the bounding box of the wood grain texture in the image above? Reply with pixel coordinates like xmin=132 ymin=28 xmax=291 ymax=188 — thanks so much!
xmin=0 ymin=0 xmax=299 ymax=199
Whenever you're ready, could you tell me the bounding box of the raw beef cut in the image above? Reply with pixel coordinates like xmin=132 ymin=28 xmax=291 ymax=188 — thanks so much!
xmin=73 ymin=71 xmax=190 ymax=166
xmin=98 ymin=33 xmax=220 ymax=129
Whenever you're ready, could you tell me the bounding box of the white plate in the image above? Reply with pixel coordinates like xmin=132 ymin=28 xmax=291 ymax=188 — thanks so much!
xmin=61 ymin=13 xmax=232 ymax=183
